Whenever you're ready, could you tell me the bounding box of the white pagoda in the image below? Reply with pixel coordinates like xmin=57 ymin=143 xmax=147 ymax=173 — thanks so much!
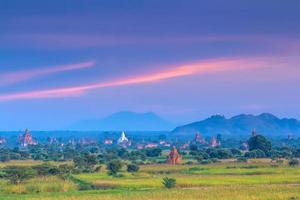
xmin=117 ymin=131 xmax=131 ymax=146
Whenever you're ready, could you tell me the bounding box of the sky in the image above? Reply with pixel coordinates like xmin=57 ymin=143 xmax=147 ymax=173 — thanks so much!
xmin=0 ymin=0 xmax=300 ymax=130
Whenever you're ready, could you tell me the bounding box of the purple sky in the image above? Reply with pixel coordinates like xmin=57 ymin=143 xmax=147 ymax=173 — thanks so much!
xmin=0 ymin=0 xmax=300 ymax=130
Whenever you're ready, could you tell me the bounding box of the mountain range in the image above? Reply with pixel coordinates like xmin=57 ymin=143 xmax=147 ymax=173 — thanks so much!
xmin=172 ymin=113 xmax=300 ymax=138
xmin=70 ymin=111 xmax=175 ymax=131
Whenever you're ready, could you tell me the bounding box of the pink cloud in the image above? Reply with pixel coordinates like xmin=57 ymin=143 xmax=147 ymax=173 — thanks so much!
xmin=0 ymin=57 xmax=271 ymax=101
xmin=0 ymin=61 xmax=96 ymax=86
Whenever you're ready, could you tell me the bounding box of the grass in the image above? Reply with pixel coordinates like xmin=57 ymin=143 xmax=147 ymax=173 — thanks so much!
xmin=0 ymin=176 xmax=77 ymax=194
xmin=0 ymin=159 xmax=300 ymax=199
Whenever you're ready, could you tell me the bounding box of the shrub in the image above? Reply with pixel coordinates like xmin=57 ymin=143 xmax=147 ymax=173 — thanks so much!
xmin=3 ymin=166 xmax=36 ymax=184
xmin=288 ymin=159 xmax=299 ymax=167
xmin=185 ymin=161 xmax=195 ymax=165
xmin=245 ymin=149 xmax=265 ymax=158
xmin=162 ymin=177 xmax=176 ymax=189
xmin=236 ymin=157 xmax=247 ymax=163
xmin=25 ymin=185 xmax=40 ymax=193
xmin=127 ymin=164 xmax=139 ymax=173
xmin=106 ymin=159 xmax=123 ymax=175
xmin=145 ymin=148 xmax=162 ymax=157
xmin=45 ymin=184 xmax=64 ymax=192
xmin=200 ymin=159 xmax=212 ymax=165
xmin=94 ymin=165 xmax=102 ymax=172
xmin=276 ymin=159 xmax=284 ymax=164
xmin=32 ymin=163 xmax=54 ymax=176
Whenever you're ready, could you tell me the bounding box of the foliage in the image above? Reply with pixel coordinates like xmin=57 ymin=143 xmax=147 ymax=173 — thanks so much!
xmin=73 ymin=153 xmax=98 ymax=172
xmin=32 ymin=163 xmax=56 ymax=176
xmin=162 ymin=177 xmax=176 ymax=189
xmin=245 ymin=150 xmax=266 ymax=158
xmin=145 ymin=148 xmax=162 ymax=157
xmin=106 ymin=159 xmax=124 ymax=175
xmin=288 ymin=159 xmax=299 ymax=167
xmin=236 ymin=157 xmax=248 ymax=162
xmin=127 ymin=164 xmax=140 ymax=173
xmin=3 ymin=166 xmax=36 ymax=184
xmin=248 ymin=135 xmax=271 ymax=153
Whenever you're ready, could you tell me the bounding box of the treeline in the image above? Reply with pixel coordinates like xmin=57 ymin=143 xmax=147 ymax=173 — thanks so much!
xmin=0 ymin=134 xmax=300 ymax=165
xmin=0 ymin=143 xmax=163 ymax=163
xmin=188 ymin=134 xmax=300 ymax=164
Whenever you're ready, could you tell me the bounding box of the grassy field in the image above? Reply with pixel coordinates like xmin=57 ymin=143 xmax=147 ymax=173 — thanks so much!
xmin=0 ymin=159 xmax=299 ymax=200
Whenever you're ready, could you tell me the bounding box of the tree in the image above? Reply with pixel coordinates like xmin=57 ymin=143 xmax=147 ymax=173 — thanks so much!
xmin=245 ymin=149 xmax=266 ymax=158
xmin=248 ymin=135 xmax=271 ymax=153
xmin=295 ymin=149 xmax=300 ymax=158
xmin=58 ymin=164 xmax=74 ymax=180
xmin=216 ymin=149 xmax=233 ymax=159
xmin=74 ymin=153 xmax=98 ymax=172
xmin=3 ymin=166 xmax=36 ymax=184
xmin=145 ymin=148 xmax=162 ymax=157
xmin=289 ymin=159 xmax=299 ymax=167
xmin=127 ymin=164 xmax=139 ymax=173
xmin=189 ymin=144 xmax=198 ymax=151
xmin=32 ymin=163 xmax=53 ymax=176
xmin=162 ymin=177 xmax=176 ymax=189
xmin=106 ymin=159 xmax=123 ymax=175
xmin=0 ymin=153 xmax=10 ymax=162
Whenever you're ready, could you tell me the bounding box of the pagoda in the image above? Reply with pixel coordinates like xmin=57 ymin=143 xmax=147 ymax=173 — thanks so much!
xmin=167 ymin=146 xmax=181 ymax=165
xmin=117 ymin=131 xmax=131 ymax=147
xmin=251 ymin=128 xmax=257 ymax=137
xmin=0 ymin=137 xmax=6 ymax=145
xmin=210 ymin=136 xmax=218 ymax=147
xmin=194 ymin=132 xmax=206 ymax=144
xmin=19 ymin=129 xmax=37 ymax=147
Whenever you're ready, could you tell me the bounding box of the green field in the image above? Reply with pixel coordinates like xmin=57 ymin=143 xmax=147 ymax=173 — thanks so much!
xmin=0 ymin=159 xmax=299 ymax=200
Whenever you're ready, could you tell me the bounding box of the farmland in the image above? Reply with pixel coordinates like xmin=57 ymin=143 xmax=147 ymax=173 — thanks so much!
xmin=0 ymin=159 xmax=299 ymax=200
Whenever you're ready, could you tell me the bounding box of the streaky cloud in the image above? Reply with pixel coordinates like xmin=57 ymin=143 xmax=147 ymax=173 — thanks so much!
xmin=0 ymin=57 xmax=273 ymax=101
xmin=0 ymin=60 xmax=96 ymax=86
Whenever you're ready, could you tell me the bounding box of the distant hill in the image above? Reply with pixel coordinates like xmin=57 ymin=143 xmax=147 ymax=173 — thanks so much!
xmin=70 ymin=111 xmax=175 ymax=131
xmin=172 ymin=113 xmax=300 ymax=138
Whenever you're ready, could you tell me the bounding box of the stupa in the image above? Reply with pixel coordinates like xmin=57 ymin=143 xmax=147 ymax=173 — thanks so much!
xmin=19 ymin=129 xmax=37 ymax=147
xmin=210 ymin=136 xmax=218 ymax=147
xmin=117 ymin=131 xmax=131 ymax=146
xmin=194 ymin=132 xmax=206 ymax=144
xmin=251 ymin=128 xmax=257 ymax=137
xmin=167 ymin=146 xmax=181 ymax=165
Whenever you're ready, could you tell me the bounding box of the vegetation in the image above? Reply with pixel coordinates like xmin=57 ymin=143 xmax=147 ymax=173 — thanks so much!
xmin=127 ymin=164 xmax=139 ymax=173
xmin=0 ymin=133 xmax=300 ymax=199
xmin=248 ymin=135 xmax=271 ymax=153
xmin=106 ymin=159 xmax=124 ymax=176
xmin=0 ymin=159 xmax=299 ymax=199
xmin=162 ymin=177 xmax=176 ymax=189
xmin=288 ymin=158 xmax=299 ymax=166
xmin=3 ymin=166 xmax=36 ymax=184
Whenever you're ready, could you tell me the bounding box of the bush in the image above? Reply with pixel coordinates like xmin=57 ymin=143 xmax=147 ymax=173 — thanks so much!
xmin=145 ymin=148 xmax=162 ymax=157
xmin=276 ymin=159 xmax=284 ymax=164
xmin=288 ymin=159 xmax=299 ymax=167
xmin=127 ymin=164 xmax=139 ymax=173
xmin=245 ymin=149 xmax=265 ymax=158
xmin=185 ymin=161 xmax=195 ymax=165
xmin=106 ymin=159 xmax=123 ymax=175
xmin=25 ymin=185 xmax=40 ymax=193
xmin=3 ymin=166 xmax=36 ymax=184
xmin=236 ymin=157 xmax=247 ymax=163
xmin=32 ymin=163 xmax=54 ymax=176
xmin=162 ymin=177 xmax=176 ymax=189
xmin=200 ymin=159 xmax=212 ymax=165
xmin=94 ymin=165 xmax=102 ymax=172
